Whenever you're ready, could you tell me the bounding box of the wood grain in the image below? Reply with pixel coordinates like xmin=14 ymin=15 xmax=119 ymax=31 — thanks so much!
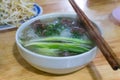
xmin=0 ymin=0 xmax=120 ymax=80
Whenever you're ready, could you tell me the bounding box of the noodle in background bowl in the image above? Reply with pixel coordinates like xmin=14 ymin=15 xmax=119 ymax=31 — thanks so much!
xmin=0 ymin=3 xmax=42 ymax=31
xmin=16 ymin=12 xmax=101 ymax=74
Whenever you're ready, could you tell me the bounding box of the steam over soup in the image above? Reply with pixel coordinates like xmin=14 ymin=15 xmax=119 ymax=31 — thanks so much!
xmin=19 ymin=17 xmax=95 ymax=57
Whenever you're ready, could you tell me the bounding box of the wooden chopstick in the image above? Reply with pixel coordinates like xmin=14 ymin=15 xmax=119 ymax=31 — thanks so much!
xmin=69 ymin=0 xmax=120 ymax=70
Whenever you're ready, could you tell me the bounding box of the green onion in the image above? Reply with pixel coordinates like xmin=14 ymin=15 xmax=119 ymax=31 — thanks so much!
xmin=22 ymin=37 xmax=94 ymax=56
xmin=28 ymin=37 xmax=92 ymax=44
xmin=28 ymin=48 xmax=60 ymax=56
xmin=24 ymin=42 xmax=89 ymax=53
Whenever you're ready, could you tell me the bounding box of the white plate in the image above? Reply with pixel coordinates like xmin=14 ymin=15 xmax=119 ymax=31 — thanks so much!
xmin=0 ymin=4 xmax=43 ymax=31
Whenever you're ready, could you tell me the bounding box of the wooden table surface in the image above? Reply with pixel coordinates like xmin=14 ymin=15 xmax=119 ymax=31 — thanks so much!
xmin=0 ymin=0 xmax=120 ymax=80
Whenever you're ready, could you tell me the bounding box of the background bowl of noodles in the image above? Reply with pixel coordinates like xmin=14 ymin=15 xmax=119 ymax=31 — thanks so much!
xmin=16 ymin=12 xmax=100 ymax=74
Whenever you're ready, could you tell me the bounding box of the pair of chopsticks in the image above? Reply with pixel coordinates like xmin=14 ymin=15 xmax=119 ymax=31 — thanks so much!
xmin=69 ymin=0 xmax=120 ymax=70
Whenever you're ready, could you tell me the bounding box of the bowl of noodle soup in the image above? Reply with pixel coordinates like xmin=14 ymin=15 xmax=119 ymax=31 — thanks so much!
xmin=16 ymin=12 xmax=100 ymax=74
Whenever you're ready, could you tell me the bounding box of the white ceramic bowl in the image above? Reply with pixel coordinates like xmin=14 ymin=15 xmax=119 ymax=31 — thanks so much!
xmin=16 ymin=12 xmax=99 ymax=74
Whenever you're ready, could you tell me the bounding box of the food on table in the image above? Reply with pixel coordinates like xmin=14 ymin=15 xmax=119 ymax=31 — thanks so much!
xmin=19 ymin=17 xmax=95 ymax=57
xmin=0 ymin=0 xmax=36 ymax=27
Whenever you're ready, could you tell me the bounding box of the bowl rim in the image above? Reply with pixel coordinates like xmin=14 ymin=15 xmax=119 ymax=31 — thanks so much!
xmin=16 ymin=12 xmax=99 ymax=60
